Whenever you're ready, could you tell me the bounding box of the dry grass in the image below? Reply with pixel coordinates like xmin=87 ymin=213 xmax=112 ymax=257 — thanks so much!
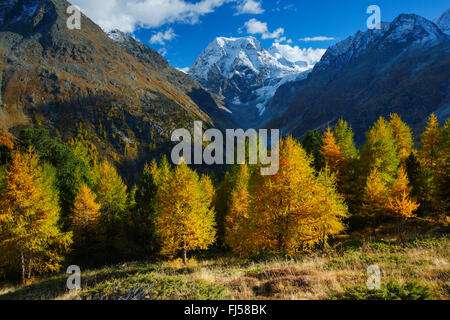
xmin=188 ymin=236 xmax=449 ymax=300
xmin=1 ymin=235 xmax=448 ymax=300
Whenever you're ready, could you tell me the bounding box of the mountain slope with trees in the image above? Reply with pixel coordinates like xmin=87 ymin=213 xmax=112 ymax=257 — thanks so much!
xmin=0 ymin=0 xmax=229 ymax=178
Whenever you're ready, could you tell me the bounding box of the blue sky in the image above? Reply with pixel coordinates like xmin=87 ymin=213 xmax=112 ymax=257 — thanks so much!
xmin=72 ymin=0 xmax=449 ymax=70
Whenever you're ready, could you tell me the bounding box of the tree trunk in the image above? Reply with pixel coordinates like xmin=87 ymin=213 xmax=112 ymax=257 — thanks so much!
xmin=27 ymin=258 xmax=32 ymax=280
xmin=398 ymin=219 xmax=405 ymax=244
xmin=321 ymin=231 xmax=327 ymax=252
xmin=182 ymin=241 xmax=187 ymax=265
xmin=372 ymin=219 xmax=377 ymax=238
xmin=20 ymin=252 xmax=25 ymax=285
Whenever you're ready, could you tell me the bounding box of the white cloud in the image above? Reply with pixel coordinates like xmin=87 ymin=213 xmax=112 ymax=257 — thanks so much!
xmin=150 ymin=28 xmax=177 ymax=45
xmin=272 ymin=1 xmax=297 ymax=12
xmin=234 ymin=0 xmax=264 ymax=15
xmin=262 ymin=27 xmax=284 ymax=39
xmin=243 ymin=18 xmax=284 ymax=40
xmin=283 ymin=4 xmax=297 ymax=12
xmin=270 ymin=43 xmax=326 ymax=66
xmin=71 ymin=0 xmax=236 ymax=32
xmin=274 ymin=37 xmax=292 ymax=44
xmin=299 ymin=36 xmax=335 ymax=42
xmin=244 ymin=18 xmax=268 ymax=34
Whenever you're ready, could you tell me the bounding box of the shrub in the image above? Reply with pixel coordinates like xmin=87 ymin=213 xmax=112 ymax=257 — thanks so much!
xmin=330 ymin=281 xmax=432 ymax=300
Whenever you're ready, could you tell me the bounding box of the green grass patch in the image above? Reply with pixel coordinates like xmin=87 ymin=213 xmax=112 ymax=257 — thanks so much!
xmin=329 ymin=281 xmax=433 ymax=300
xmin=80 ymin=273 xmax=228 ymax=300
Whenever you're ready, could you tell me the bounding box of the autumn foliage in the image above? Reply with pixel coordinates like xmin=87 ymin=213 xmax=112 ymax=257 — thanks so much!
xmin=0 ymin=149 xmax=72 ymax=283
xmin=152 ymin=158 xmax=216 ymax=263
xmin=225 ymin=137 xmax=348 ymax=257
xmin=0 ymin=113 xmax=448 ymax=282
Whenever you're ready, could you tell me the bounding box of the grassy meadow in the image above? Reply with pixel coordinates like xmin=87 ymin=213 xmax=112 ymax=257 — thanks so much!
xmin=1 ymin=235 xmax=448 ymax=301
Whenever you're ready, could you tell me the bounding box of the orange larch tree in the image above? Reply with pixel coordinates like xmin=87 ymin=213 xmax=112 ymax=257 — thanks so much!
xmin=321 ymin=127 xmax=346 ymax=176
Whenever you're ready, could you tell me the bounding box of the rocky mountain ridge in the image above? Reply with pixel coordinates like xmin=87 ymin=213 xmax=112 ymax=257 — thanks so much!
xmin=0 ymin=0 xmax=232 ymax=176
xmin=265 ymin=12 xmax=450 ymax=142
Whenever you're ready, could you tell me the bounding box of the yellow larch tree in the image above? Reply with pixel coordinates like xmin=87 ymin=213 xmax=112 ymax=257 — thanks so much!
xmin=361 ymin=168 xmax=390 ymax=237
xmin=70 ymin=134 xmax=100 ymax=184
xmin=71 ymin=184 xmax=101 ymax=261
xmin=152 ymin=159 xmax=216 ymax=264
xmin=95 ymin=161 xmax=128 ymax=222
xmin=225 ymin=164 xmax=251 ymax=254
xmin=72 ymin=184 xmax=101 ymax=230
xmin=314 ymin=168 xmax=349 ymax=250
xmin=0 ymin=150 xmax=72 ymax=283
xmin=333 ymin=119 xmax=358 ymax=160
xmin=361 ymin=116 xmax=401 ymax=181
xmin=420 ymin=114 xmax=441 ymax=171
xmin=388 ymin=167 xmax=419 ymax=242
xmin=436 ymin=120 xmax=450 ymax=216
xmin=418 ymin=114 xmax=446 ymax=216
xmin=389 ymin=114 xmax=414 ymax=162
xmin=249 ymin=137 xmax=321 ymax=256
xmin=94 ymin=161 xmax=128 ymax=258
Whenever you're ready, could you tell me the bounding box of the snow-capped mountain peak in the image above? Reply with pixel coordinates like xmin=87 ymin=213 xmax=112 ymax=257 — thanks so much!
xmin=189 ymin=36 xmax=324 ymax=122
xmin=190 ymin=36 xmax=307 ymax=82
xmin=317 ymin=14 xmax=447 ymax=71
xmin=107 ymin=29 xmax=130 ymax=42
xmin=386 ymin=14 xmax=445 ymax=43
xmin=434 ymin=8 xmax=450 ymax=35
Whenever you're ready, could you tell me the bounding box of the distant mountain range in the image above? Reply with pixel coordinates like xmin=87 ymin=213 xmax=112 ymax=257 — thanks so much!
xmin=0 ymin=0 xmax=448 ymax=169
xmin=187 ymin=9 xmax=449 ymax=140
xmin=264 ymin=11 xmax=450 ymax=142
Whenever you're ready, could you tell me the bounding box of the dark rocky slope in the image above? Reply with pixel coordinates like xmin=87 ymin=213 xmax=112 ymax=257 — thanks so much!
xmin=0 ymin=0 xmax=231 ymax=178
xmin=107 ymin=29 xmax=236 ymax=130
xmin=266 ymin=14 xmax=450 ymax=142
